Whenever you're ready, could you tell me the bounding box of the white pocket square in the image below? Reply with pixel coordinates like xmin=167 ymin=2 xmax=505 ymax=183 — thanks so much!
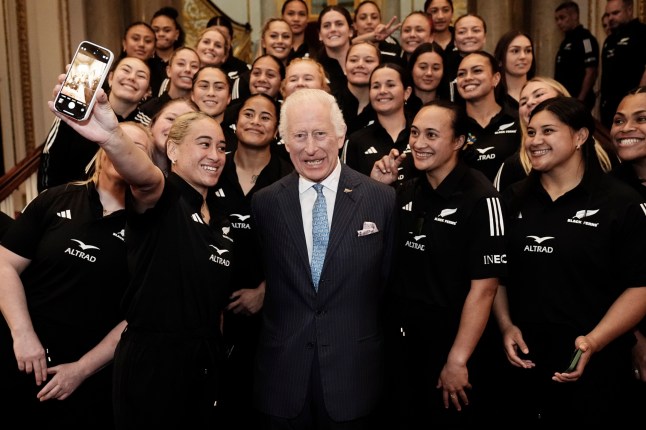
xmin=357 ymin=221 xmax=379 ymax=237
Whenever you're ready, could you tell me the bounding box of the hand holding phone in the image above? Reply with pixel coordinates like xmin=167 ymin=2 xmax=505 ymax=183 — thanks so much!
xmin=54 ymin=41 xmax=113 ymax=121
xmin=564 ymin=348 xmax=582 ymax=373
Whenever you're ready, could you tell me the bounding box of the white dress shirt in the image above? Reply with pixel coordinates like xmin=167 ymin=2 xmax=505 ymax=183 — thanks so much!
xmin=298 ymin=161 xmax=341 ymax=263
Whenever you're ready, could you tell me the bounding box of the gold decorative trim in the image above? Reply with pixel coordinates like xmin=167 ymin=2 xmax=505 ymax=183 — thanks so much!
xmin=638 ymin=0 xmax=646 ymax=23
xmin=183 ymin=0 xmax=253 ymax=63
xmin=59 ymin=0 xmax=71 ymax=65
xmin=16 ymin=0 xmax=34 ymax=151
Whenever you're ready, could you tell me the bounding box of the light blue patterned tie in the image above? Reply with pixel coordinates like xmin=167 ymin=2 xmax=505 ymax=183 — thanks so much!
xmin=311 ymin=183 xmax=329 ymax=291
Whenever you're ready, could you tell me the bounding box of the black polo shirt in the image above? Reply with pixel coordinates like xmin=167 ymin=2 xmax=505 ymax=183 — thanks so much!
xmin=334 ymin=85 xmax=376 ymax=136
xmin=122 ymin=173 xmax=233 ymax=334
xmin=342 ymin=118 xmax=415 ymax=186
xmin=38 ymin=109 xmax=151 ymax=192
xmin=377 ymin=37 xmax=404 ymax=65
xmin=502 ymin=171 xmax=646 ymax=331
xmin=139 ymin=91 xmax=172 ymax=119
xmin=211 ymin=152 xmax=293 ymax=293
xmin=211 ymin=152 xmax=293 ymax=352
xmin=461 ymin=109 xmax=521 ymax=183
xmin=555 ymin=24 xmax=599 ymax=109
xmin=390 ymin=161 xmax=507 ymax=315
xmin=1 ymin=183 xmax=128 ymax=360
xmin=600 ymin=18 xmax=646 ymax=128
xmin=317 ymin=49 xmax=347 ymax=96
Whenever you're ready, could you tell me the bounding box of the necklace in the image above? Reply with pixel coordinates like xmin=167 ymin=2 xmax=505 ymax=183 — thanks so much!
xmin=251 ymin=174 xmax=259 ymax=184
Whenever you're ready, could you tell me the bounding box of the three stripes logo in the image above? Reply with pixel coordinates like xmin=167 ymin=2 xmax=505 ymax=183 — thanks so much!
xmin=56 ymin=209 xmax=72 ymax=219
xmin=214 ymin=188 xmax=225 ymax=198
xmin=364 ymin=147 xmax=378 ymax=155
xmin=191 ymin=213 xmax=205 ymax=224
xmin=640 ymin=203 xmax=646 ymax=216
xmin=486 ymin=197 xmax=504 ymax=237
xmin=402 ymin=201 xmax=413 ymax=212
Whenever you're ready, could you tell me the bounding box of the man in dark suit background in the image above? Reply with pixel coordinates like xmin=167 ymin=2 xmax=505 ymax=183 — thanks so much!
xmin=250 ymin=88 xmax=396 ymax=429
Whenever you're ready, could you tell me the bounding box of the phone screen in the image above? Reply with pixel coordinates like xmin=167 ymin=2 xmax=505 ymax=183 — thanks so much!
xmin=55 ymin=41 xmax=113 ymax=121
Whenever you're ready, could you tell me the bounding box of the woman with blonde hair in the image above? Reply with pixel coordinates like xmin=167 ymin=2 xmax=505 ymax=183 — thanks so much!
xmin=280 ymin=56 xmax=330 ymax=99
xmin=47 ymin=78 xmax=235 ymax=427
xmin=195 ymin=26 xmax=231 ymax=68
xmin=0 ymin=122 xmax=152 ymax=429
xmin=493 ymin=76 xmax=615 ymax=191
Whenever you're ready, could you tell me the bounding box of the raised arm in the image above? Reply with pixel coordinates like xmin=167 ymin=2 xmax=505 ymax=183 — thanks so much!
xmin=47 ymin=77 xmax=164 ymax=213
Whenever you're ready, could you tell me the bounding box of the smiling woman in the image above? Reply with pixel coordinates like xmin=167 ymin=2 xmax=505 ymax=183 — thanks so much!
xmin=38 ymin=56 xmax=152 ymax=192
xmin=457 ymin=50 xmax=521 ymax=182
xmin=211 ymin=93 xmax=292 ymax=427
xmin=259 ymin=18 xmax=293 ymax=65
xmin=44 ymin=82 xmax=235 ymax=426
xmin=494 ymin=29 xmax=536 ymax=113
xmin=195 ymin=26 xmax=230 ymax=68
xmin=343 ymin=62 xmax=415 ymax=187
xmin=191 ymin=65 xmax=231 ymax=124
xmin=369 ymin=99 xmax=506 ymax=428
xmin=493 ymin=96 xmax=646 ymax=427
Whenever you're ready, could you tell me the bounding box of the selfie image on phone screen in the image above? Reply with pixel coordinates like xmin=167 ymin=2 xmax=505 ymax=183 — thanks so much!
xmin=55 ymin=41 xmax=113 ymax=121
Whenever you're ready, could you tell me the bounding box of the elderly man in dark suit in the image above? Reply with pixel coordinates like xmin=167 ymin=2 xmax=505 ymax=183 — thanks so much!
xmin=250 ymin=88 xmax=396 ymax=429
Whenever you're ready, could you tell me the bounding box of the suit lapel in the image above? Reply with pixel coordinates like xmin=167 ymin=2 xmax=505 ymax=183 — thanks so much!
xmin=278 ymin=172 xmax=310 ymax=269
xmin=324 ymin=166 xmax=362 ymax=264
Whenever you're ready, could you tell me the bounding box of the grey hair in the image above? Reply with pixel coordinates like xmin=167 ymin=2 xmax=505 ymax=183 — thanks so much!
xmin=279 ymin=88 xmax=346 ymax=140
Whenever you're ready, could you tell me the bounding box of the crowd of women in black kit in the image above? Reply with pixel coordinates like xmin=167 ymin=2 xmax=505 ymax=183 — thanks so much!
xmin=1 ymin=1 xmax=646 ymax=429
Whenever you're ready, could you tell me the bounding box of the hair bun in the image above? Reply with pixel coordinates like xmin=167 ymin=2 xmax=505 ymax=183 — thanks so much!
xmin=155 ymin=6 xmax=178 ymax=19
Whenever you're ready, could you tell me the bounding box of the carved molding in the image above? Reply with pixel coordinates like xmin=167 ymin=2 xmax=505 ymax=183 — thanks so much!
xmin=183 ymin=0 xmax=253 ymax=63
xmin=16 ymin=0 xmax=34 ymax=151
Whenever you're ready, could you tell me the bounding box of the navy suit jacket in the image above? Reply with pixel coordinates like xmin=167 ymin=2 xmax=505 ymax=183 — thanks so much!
xmin=250 ymin=164 xmax=396 ymax=421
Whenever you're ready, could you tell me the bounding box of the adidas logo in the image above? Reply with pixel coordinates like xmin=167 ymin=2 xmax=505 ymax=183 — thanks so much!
xmin=57 ymin=209 xmax=72 ymax=219
xmin=191 ymin=213 xmax=205 ymax=224
xmin=214 ymin=188 xmax=225 ymax=198
xmin=364 ymin=147 xmax=378 ymax=155
xmin=402 ymin=201 xmax=413 ymax=211
xmin=641 ymin=203 xmax=646 ymax=216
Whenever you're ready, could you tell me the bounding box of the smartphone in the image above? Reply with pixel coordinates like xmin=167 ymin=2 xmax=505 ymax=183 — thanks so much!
xmin=54 ymin=41 xmax=114 ymax=121
xmin=564 ymin=348 xmax=582 ymax=373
